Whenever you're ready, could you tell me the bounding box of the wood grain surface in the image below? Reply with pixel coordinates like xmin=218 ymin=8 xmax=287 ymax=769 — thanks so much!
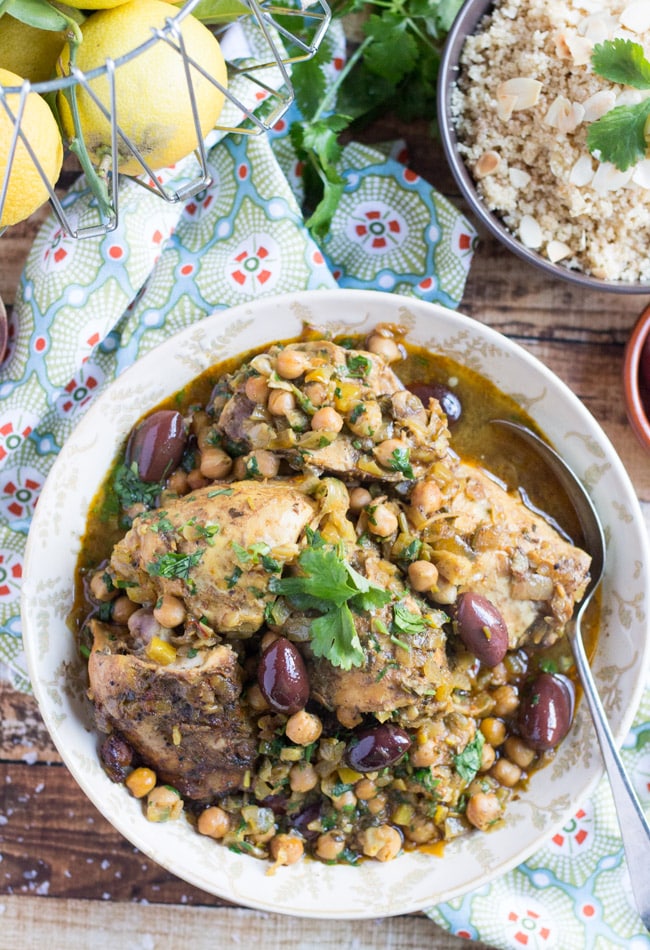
xmin=1 ymin=116 xmax=649 ymax=949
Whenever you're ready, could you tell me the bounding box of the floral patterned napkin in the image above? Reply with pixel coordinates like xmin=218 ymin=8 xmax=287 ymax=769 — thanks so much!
xmin=0 ymin=29 xmax=648 ymax=950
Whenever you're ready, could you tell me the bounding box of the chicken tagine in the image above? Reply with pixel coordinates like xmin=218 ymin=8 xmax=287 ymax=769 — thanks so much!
xmin=71 ymin=324 xmax=592 ymax=870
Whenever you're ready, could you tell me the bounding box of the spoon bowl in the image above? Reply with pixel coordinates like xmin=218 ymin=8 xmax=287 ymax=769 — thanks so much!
xmin=494 ymin=419 xmax=650 ymax=932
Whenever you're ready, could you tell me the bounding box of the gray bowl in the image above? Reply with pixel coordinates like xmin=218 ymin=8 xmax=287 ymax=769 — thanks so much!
xmin=437 ymin=0 xmax=650 ymax=294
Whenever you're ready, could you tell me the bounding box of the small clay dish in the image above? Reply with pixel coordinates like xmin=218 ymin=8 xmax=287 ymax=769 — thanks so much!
xmin=623 ymin=305 xmax=650 ymax=451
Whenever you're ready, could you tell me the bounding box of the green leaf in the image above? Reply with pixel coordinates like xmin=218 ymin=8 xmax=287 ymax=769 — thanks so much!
xmin=5 ymin=0 xmax=69 ymax=31
xmin=310 ymin=604 xmax=365 ymax=670
xmin=392 ymin=602 xmax=426 ymax=636
xmin=591 ymin=39 xmax=650 ymax=89
xmin=388 ymin=446 xmax=414 ymax=479
xmin=363 ymin=13 xmax=419 ymax=86
xmin=453 ymin=731 xmax=485 ymax=784
xmin=586 ymin=99 xmax=650 ymax=171
xmin=113 ymin=462 xmax=163 ymax=511
xmin=147 ymin=550 xmax=203 ymax=582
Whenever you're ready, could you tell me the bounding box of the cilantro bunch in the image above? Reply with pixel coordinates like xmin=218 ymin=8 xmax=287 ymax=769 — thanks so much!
xmin=287 ymin=0 xmax=464 ymax=237
xmin=587 ymin=39 xmax=650 ymax=171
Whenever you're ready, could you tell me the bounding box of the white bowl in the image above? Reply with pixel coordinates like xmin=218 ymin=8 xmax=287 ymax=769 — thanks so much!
xmin=21 ymin=289 xmax=650 ymax=919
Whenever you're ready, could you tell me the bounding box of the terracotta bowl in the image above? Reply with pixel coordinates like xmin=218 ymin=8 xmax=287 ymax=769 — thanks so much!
xmin=623 ymin=305 xmax=650 ymax=451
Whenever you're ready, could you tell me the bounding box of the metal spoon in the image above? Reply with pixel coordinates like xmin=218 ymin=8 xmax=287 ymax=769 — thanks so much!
xmin=494 ymin=419 xmax=650 ymax=932
xmin=0 ymin=294 xmax=7 ymax=365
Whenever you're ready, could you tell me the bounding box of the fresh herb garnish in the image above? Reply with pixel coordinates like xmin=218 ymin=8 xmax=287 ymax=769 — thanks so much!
xmin=392 ymin=602 xmax=426 ymax=635
xmin=587 ymin=39 xmax=650 ymax=170
xmin=389 ymin=446 xmax=414 ymax=479
xmin=453 ymin=731 xmax=485 ymax=784
xmin=346 ymin=353 xmax=372 ymax=378
xmin=269 ymin=542 xmax=391 ymax=669
xmin=113 ymin=461 xmax=163 ymax=511
xmin=147 ymin=550 xmax=203 ymax=589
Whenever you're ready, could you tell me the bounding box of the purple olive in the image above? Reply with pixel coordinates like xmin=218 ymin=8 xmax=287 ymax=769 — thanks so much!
xmin=258 ymin=637 xmax=309 ymax=715
xmin=407 ymin=382 xmax=462 ymax=425
xmin=518 ymin=673 xmax=575 ymax=751
xmin=455 ymin=592 xmax=509 ymax=667
xmin=346 ymin=723 xmax=411 ymax=773
xmin=126 ymin=409 xmax=187 ymax=483
xmin=99 ymin=733 xmax=134 ymax=783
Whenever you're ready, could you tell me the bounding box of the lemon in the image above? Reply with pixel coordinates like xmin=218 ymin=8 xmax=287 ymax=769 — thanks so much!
xmin=57 ymin=0 xmax=228 ymax=176
xmin=0 ymin=68 xmax=63 ymax=227
xmin=63 ymin=0 xmax=131 ymax=7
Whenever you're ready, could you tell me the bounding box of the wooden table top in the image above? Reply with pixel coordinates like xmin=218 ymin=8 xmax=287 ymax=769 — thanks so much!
xmin=1 ymin=116 xmax=648 ymax=949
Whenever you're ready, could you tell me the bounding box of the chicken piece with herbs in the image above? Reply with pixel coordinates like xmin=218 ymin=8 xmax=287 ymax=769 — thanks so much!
xmin=89 ymin=621 xmax=256 ymax=799
xmin=210 ymin=339 xmax=450 ymax=482
xmin=107 ymin=479 xmax=318 ymax=637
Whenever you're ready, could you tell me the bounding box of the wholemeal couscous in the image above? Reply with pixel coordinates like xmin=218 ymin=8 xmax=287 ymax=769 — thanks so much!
xmin=452 ymin=0 xmax=650 ymax=282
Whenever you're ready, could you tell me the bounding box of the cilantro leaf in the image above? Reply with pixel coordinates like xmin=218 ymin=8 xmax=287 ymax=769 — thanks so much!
xmin=147 ymin=550 xmax=203 ymax=582
xmin=587 ymin=99 xmax=650 ymax=171
xmin=113 ymin=461 xmax=163 ymax=511
xmin=591 ymin=39 xmax=650 ymax=89
xmin=392 ymin=602 xmax=426 ymax=635
xmin=389 ymin=446 xmax=414 ymax=479
xmin=310 ymin=603 xmax=364 ymax=669
xmin=453 ymin=731 xmax=485 ymax=784
xmin=363 ymin=13 xmax=419 ymax=86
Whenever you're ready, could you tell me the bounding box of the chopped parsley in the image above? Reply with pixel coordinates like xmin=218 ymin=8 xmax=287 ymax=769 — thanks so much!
xmin=113 ymin=461 xmax=163 ymax=511
xmin=453 ymin=732 xmax=485 ymax=785
xmin=225 ymin=565 xmax=243 ymax=589
xmin=346 ymin=353 xmax=372 ymax=378
xmin=147 ymin=550 xmax=203 ymax=592
xmin=392 ymin=602 xmax=426 ymax=636
xmin=389 ymin=446 xmax=414 ymax=479
xmin=207 ymin=487 xmax=234 ymax=498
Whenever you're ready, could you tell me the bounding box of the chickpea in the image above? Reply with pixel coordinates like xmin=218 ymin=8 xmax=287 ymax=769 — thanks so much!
xmin=354 ymin=778 xmax=377 ymax=801
xmin=367 ymin=503 xmax=398 ymax=538
xmin=348 ymin=486 xmax=372 ymax=512
xmin=153 ymin=594 xmax=186 ymax=629
xmin=504 ymin=736 xmax=536 ymax=770
xmin=285 ymin=710 xmax=323 ymax=746
xmin=491 ymin=757 xmax=522 ymax=788
xmin=480 ymin=717 xmax=507 ymax=747
xmin=403 ymin=818 xmax=437 ymax=845
xmin=289 ymin=762 xmax=319 ymax=793
xmin=409 ymin=479 xmax=442 ymax=519
xmin=374 ymin=438 xmax=410 ymax=470
xmin=366 ymin=792 xmax=387 ymax=816
xmin=311 ymin=406 xmax=344 ymax=432
xmin=276 ymin=348 xmax=308 ymax=380
xmin=410 ymin=741 xmax=438 ymax=769
xmin=407 ymin=560 xmax=439 ymax=593
xmin=315 ymin=831 xmax=345 ymax=862
xmin=199 ymin=447 xmax=233 ymax=480
xmin=491 ymin=684 xmax=519 ymax=718
xmin=303 ymin=380 xmax=328 ymax=407
xmin=166 ymin=468 xmax=189 ymax=496
xmin=466 ymin=791 xmax=502 ymax=831
xmin=331 ymin=789 xmax=357 ymax=812
xmin=111 ymin=595 xmax=139 ymax=625
xmin=248 ymin=450 xmax=280 ymax=478
xmin=146 ymin=785 xmax=183 ymax=822
xmin=365 ymin=332 xmax=401 ymax=363
xmin=89 ymin=571 xmax=116 ymax=602
xmin=360 ymin=825 xmax=402 ymax=862
xmin=267 ymin=389 xmax=296 ymax=417
xmin=346 ymin=400 xmax=382 ymax=438
xmin=269 ymin=833 xmax=304 ymax=867
xmin=125 ymin=767 xmax=157 ymax=799
xmin=479 ymin=743 xmax=496 ymax=772
xmin=186 ymin=468 xmax=208 ymax=490
xmin=244 ymin=374 xmax=270 ymax=404
xmin=246 ymin=683 xmax=269 ymax=713
xmin=198 ymin=805 xmax=231 ymax=839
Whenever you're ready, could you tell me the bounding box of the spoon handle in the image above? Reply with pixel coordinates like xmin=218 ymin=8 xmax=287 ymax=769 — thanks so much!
xmin=570 ymin=626 xmax=650 ymax=930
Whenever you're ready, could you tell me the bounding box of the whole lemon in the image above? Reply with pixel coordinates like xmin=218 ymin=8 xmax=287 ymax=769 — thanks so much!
xmin=0 ymin=68 xmax=63 ymax=227
xmin=57 ymin=0 xmax=228 ymax=176
xmin=0 ymin=13 xmax=67 ymax=84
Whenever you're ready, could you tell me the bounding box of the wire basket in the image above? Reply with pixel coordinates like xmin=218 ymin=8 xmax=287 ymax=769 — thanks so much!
xmin=0 ymin=0 xmax=331 ymax=239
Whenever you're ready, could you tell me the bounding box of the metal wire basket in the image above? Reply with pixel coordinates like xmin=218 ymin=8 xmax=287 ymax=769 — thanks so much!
xmin=0 ymin=0 xmax=331 ymax=239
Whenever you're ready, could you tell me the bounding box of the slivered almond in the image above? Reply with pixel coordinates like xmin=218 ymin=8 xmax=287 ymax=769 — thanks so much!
xmin=553 ymin=31 xmax=572 ymax=59
xmin=496 ymin=93 xmax=518 ymax=121
xmin=591 ymin=162 xmax=634 ymax=194
xmin=569 ymin=154 xmax=594 ymax=187
xmin=509 ymin=167 xmax=531 ymax=188
xmin=582 ymin=89 xmax=616 ymax=122
xmin=616 ymin=89 xmax=643 ymax=107
xmin=632 ymin=160 xmax=650 ymax=189
xmin=519 ymin=214 xmax=543 ymax=249
xmin=547 ymin=240 xmax=572 ymax=263
xmin=578 ymin=14 xmax=615 ymax=44
xmin=496 ymin=77 xmax=542 ymax=112
xmin=544 ymin=95 xmax=585 ymax=133
xmin=565 ymin=32 xmax=594 ymax=65
xmin=474 ymin=150 xmax=501 ymax=178
xmin=620 ymin=1 xmax=650 ymax=34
